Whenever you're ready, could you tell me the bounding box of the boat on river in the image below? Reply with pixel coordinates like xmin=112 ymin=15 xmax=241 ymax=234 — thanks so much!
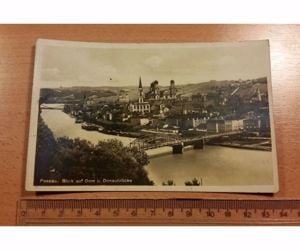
xmin=81 ymin=123 xmax=104 ymax=131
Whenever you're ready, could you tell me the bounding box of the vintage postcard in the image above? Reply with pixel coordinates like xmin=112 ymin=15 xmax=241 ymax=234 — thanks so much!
xmin=25 ymin=39 xmax=278 ymax=192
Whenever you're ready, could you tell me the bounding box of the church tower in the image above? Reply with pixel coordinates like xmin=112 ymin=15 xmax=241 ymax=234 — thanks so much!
xmin=138 ymin=76 xmax=144 ymax=103
xmin=128 ymin=76 xmax=151 ymax=114
xmin=169 ymin=80 xmax=176 ymax=99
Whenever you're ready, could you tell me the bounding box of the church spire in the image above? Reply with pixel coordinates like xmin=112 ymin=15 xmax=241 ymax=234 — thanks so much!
xmin=138 ymin=76 xmax=144 ymax=103
xmin=139 ymin=76 xmax=142 ymax=89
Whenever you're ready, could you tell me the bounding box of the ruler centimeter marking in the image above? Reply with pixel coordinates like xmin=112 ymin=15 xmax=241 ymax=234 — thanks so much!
xmin=17 ymin=199 xmax=300 ymax=225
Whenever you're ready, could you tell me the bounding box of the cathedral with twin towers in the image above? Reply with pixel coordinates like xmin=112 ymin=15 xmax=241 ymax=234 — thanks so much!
xmin=129 ymin=77 xmax=178 ymax=114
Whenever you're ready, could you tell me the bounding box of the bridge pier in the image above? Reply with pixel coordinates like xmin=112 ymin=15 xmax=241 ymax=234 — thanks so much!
xmin=194 ymin=139 xmax=204 ymax=149
xmin=172 ymin=143 xmax=184 ymax=154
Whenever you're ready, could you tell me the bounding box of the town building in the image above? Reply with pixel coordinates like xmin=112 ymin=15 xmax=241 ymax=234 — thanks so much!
xmin=118 ymin=90 xmax=129 ymax=103
xmin=169 ymin=80 xmax=177 ymax=99
xmin=243 ymin=114 xmax=270 ymax=133
xmin=145 ymin=80 xmax=177 ymax=100
xmin=231 ymin=119 xmax=244 ymax=131
xmin=84 ymin=95 xmax=102 ymax=107
xmin=251 ymin=87 xmax=262 ymax=103
xmin=207 ymin=118 xmax=244 ymax=133
xmin=151 ymin=103 xmax=169 ymax=116
xmin=244 ymin=117 xmax=261 ymax=130
xmin=191 ymin=93 xmax=207 ymax=106
xmin=128 ymin=77 xmax=151 ymax=114
xmin=184 ymin=117 xmax=207 ymax=129
xmin=102 ymin=111 xmax=113 ymax=121
xmin=146 ymin=80 xmax=160 ymax=100
xmin=130 ymin=117 xmax=150 ymax=126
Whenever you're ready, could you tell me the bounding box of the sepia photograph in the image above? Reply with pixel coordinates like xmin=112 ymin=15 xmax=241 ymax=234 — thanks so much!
xmin=25 ymin=39 xmax=278 ymax=192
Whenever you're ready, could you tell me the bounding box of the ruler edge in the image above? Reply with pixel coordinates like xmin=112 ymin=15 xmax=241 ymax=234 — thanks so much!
xmin=16 ymin=198 xmax=300 ymax=226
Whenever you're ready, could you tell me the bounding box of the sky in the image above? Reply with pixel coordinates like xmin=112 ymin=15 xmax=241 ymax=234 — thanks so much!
xmin=38 ymin=40 xmax=270 ymax=88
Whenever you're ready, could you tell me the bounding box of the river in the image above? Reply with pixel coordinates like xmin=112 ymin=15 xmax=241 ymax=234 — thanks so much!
xmin=41 ymin=106 xmax=274 ymax=186
xmin=41 ymin=105 xmax=134 ymax=145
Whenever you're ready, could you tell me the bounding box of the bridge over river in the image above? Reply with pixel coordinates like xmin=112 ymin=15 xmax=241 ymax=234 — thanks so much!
xmin=129 ymin=130 xmax=243 ymax=154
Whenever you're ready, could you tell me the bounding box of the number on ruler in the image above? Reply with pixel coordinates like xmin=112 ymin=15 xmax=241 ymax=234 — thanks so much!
xmin=280 ymin=210 xmax=288 ymax=217
xmin=76 ymin=209 xmax=82 ymax=217
xmin=225 ymin=210 xmax=231 ymax=217
xmin=95 ymin=209 xmax=100 ymax=216
xmin=244 ymin=210 xmax=252 ymax=218
xmin=112 ymin=209 xmax=119 ymax=217
xmin=262 ymin=210 xmax=270 ymax=218
xmin=167 ymin=210 xmax=174 ymax=217
xmin=149 ymin=209 xmax=155 ymax=216
xmin=131 ymin=209 xmax=138 ymax=217
xmin=185 ymin=209 xmax=193 ymax=217
xmin=207 ymin=210 xmax=215 ymax=217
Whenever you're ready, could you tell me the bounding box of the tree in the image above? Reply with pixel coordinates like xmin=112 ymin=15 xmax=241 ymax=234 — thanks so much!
xmin=162 ymin=180 xmax=175 ymax=186
xmin=185 ymin=178 xmax=201 ymax=186
xmin=34 ymin=117 xmax=60 ymax=184
xmin=53 ymin=138 xmax=153 ymax=185
xmin=35 ymin=118 xmax=153 ymax=185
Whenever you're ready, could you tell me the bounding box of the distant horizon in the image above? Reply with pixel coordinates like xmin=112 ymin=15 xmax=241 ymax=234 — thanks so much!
xmin=40 ymin=75 xmax=268 ymax=89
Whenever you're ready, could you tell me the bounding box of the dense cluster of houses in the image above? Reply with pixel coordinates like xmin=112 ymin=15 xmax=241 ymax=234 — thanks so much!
xmin=64 ymin=77 xmax=270 ymax=135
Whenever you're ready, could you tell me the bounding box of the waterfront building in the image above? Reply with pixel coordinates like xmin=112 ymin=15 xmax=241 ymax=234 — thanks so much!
xmin=206 ymin=119 xmax=219 ymax=133
xmin=244 ymin=118 xmax=261 ymax=130
xmin=166 ymin=117 xmax=181 ymax=127
xmin=244 ymin=114 xmax=270 ymax=133
xmin=184 ymin=117 xmax=207 ymax=129
xmin=102 ymin=111 xmax=113 ymax=121
xmin=207 ymin=118 xmax=244 ymax=133
xmin=217 ymin=120 xmax=232 ymax=133
xmin=130 ymin=117 xmax=150 ymax=126
xmin=260 ymin=114 xmax=270 ymax=131
xmin=231 ymin=119 xmax=244 ymax=131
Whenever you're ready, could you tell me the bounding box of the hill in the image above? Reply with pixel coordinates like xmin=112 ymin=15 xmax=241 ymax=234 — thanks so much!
xmin=40 ymin=77 xmax=268 ymax=102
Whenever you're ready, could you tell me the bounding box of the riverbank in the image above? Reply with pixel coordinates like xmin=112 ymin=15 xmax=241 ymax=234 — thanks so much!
xmin=41 ymin=108 xmax=134 ymax=146
xmin=81 ymin=122 xmax=141 ymax=138
xmin=208 ymin=141 xmax=271 ymax=151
